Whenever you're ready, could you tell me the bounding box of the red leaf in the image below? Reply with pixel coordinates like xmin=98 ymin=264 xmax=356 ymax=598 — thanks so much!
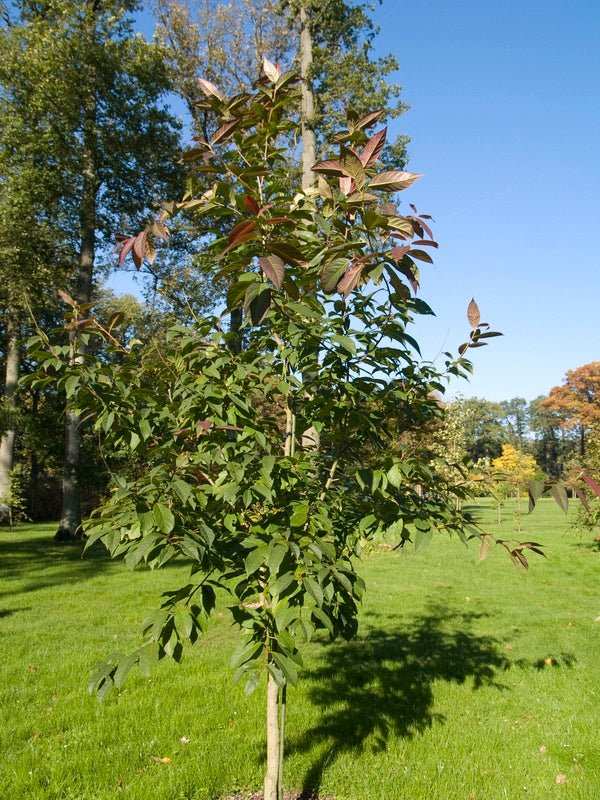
xmin=117 ymin=235 xmax=136 ymax=265
xmin=311 ymin=159 xmax=346 ymax=177
xmin=228 ymin=219 xmax=257 ymax=245
xmin=360 ymin=127 xmax=387 ymax=167
xmin=243 ymin=196 xmax=260 ymax=215
xmin=259 ymin=255 xmax=285 ymax=289
xmin=390 ymin=246 xmax=410 ymax=261
xmin=337 ymin=263 xmax=364 ymax=299
xmin=354 ymin=109 xmax=386 ymax=130
xmin=467 ymin=298 xmax=481 ymax=328
xmin=412 ymin=239 xmax=438 ymax=248
xmin=339 ymin=176 xmax=354 ymax=196
xmin=211 ymin=118 xmax=241 ymax=145
xmin=132 ymin=232 xmax=147 ymax=270
xmin=409 ymin=249 xmax=434 ymax=264
xmin=582 ymin=474 xmax=600 ymax=497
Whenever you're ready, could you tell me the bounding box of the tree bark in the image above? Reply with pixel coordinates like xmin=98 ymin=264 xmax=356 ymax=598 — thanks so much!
xmin=57 ymin=2 xmax=98 ymax=540
xmin=0 ymin=311 xmax=19 ymax=521
xmin=299 ymin=2 xmax=316 ymax=191
xmin=264 ymin=669 xmax=281 ymax=800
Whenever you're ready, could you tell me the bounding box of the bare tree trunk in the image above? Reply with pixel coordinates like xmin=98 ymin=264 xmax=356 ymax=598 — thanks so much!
xmin=299 ymin=3 xmax=320 ymax=451
xmin=56 ymin=2 xmax=98 ymax=540
xmin=0 ymin=311 xmax=19 ymax=521
xmin=264 ymin=670 xmax=281 ymax=800
xmin=299 ymin=2 xmax=316 ymax=192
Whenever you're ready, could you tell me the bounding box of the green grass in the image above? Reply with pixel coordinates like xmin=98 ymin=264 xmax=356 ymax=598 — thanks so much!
xmin=1 ymin=500 xmax=599 ymax=800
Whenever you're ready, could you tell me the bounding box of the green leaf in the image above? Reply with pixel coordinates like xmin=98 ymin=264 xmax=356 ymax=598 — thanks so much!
xmin=138 ymin=642 xmax=160 ymax=677
xmin=414 ymin=528 xmax=433 ymax=552
xmin=272 ymin=651 xmax=298 ymax=686
xmin=304 ymin=577 xmax=323 ymax=607
xmin=112 ymin=652 xmax=139 ymax=689
xmin=153 ymin=502 xmax=175 ymax=534
xmin=290 ymin=502 xmax=309 ymax=527
xmin=245 ymin=548 xmax=264 ymax=576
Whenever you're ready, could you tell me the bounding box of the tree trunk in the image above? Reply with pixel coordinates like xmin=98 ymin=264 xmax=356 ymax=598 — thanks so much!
xmin=57 ymin=2 xmax=98 ymax=540
xmin=264 ymin=669 xmax=282 ymax=800
xmin=299 ymin=3 xmax=320 ymax=451
xmin=0 ymin=311 xmax=19 ymax=522
xmin=299 ymin=2 xmax=316 ymax=192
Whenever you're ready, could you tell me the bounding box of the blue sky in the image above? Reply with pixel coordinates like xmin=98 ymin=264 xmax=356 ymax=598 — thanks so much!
xmin=113 ymin=1 xmax=600 ymax=403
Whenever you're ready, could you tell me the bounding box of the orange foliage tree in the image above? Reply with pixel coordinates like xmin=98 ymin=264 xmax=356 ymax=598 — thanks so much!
xmin=541 ymin=362 xmax=600 ymax=457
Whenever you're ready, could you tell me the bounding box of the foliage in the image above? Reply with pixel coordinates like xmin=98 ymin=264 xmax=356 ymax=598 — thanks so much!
xmin=541 ymin=361 xmax=600 ymax=455
xmin=492 ymin=444 xmax=537 ymax=497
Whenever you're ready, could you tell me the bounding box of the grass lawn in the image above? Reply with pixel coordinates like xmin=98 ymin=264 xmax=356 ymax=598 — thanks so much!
xmin=1 ymin=499 xmax=599 ymax=800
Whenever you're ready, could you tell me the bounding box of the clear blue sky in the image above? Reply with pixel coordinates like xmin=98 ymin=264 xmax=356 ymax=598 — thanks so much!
xmin=114 ymin=0 xmax=600 ymax=403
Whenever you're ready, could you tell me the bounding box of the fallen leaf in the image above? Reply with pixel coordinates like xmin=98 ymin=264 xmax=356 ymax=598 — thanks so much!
xmin=148 ymin=755 xmax=172 ymax=765
xmin=544 ymin=657 xmax=555 ymax=666
xmin=178 ymin=737 xmax=191 ymax=745
xmin=555 ymin=773 xmax=567 ymax=784
xmin=505 ymin=643 xmax=514 ymax=650
xmin=539 ymin=745 xmax=547 ymax=753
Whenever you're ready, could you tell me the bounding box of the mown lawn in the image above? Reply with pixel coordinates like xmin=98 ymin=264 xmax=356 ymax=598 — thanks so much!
xmin=1 ymin=499 xmax=599 ymax=800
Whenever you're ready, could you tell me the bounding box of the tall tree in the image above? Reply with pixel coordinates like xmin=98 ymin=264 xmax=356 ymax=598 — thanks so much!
xmin=2 ymin=1 xmax=182 ymax=537
xmin=542 ymin=362 xmax=600 ymax=458
xmin=0 ymin=15 xmax=74 ymax=518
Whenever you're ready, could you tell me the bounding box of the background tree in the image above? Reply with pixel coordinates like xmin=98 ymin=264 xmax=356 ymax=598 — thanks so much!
xmin=1 ymin=0 xmax=183 ymax=537
xmin=541 ymin=362 xmax=600 ymax=458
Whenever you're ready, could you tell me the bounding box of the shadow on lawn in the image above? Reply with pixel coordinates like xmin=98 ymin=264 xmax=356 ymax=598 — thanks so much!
xmin=0 ymin=532 xmax=115 ymax=597
xmin=290 ymin=606 xmax=513 ymax=796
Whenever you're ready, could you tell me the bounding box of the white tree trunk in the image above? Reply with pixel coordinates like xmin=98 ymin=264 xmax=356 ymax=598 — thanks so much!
xmin=264 ymin=669 xmax=281 ymax=800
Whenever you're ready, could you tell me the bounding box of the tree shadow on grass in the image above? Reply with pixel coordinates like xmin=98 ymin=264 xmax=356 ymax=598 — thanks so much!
xmin=289 ymin=606 xmax=514 ymax=796
xmin=0 ymin=532 xmax=115 ymax=597
xmin=0 ymin=530 xmax=196 ymax=598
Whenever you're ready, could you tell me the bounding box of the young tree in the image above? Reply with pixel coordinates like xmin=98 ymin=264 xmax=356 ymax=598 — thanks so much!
xmin=33 ymin=67 xmax=537 ymax=800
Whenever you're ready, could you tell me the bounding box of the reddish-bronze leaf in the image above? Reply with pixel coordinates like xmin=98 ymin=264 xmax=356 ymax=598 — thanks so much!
xmin=243 ymin=196 xmax=260 ymax=215
xmin=467 ymin=298 xmax=481 ymax=329
xmin=582 ymin=474 xmax=600 ymax=497
xmin=311 ymin=159 xmax=346 ymax=177
xmin=132 ymin=232 xmax=147 ymax=270
xmin=337 ymin=262 xmax=364 ymax=299
xmin=339 ymin=176 xmax=354 ymax=196
xmin=57 ymin=289 xmax=76 ymax=307
xmin=211 ymin=118 xmax=241 ymax=145
xmin=228 ymin=219 xmax=257 ymax=245
xmin=412 ymin=239 xmax=438 ymax=248
xmin=346 ymin=191 xmax=378 ymax=204
xmin=369 ymin=170 xmax=422 ymax=192
xmin=396 ymin=257 xmax=419 ymax=292
xmin=259 ymin=255 xmax=285 ymax=289
xmin=354 ymin=109 xmax=386 ymax=130
xmin=409 ymin=249 xmax=434 ymax=264
xmin=117 ymin=235 xmax=136 ymax=265
xmin=360 ymin=127 xmax=387 ymax=167
xmin=198 ymin=78 xmax=223 ymax=100
xmin=390 ymin=245 xmax=410 ymax=262
xmin=152 ymin=220 xmax=169 ymax=240
xmin=574 ymin=486 xmax=591 ymax=511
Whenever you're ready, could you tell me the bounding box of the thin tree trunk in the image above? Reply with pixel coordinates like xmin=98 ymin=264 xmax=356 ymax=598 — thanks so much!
xmin=57 ymin=2 xmax=98 ymax=540
xmin=299 ymin=2 xmax=316 ymax=191
xmin=0 ymin=311 xmax=19 ymax=520
xmin=264 ymin=670 xmax=281 ymax=800
xmin=299 ymin=2 xmax=319 ymax=450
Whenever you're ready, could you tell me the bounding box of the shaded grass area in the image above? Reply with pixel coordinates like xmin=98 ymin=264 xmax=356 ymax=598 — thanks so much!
xmin=1 ymin=499 xmax=599 ymax=799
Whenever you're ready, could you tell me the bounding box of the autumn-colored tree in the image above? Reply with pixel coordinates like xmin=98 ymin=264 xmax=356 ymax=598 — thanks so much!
xmin=493 ymin=444 xmax=537 ymax=498
xmin=541 ymin=362 xmax=600 ymax=457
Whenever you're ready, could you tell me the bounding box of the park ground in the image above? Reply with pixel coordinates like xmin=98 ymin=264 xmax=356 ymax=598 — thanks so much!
xmin=1 ymin=498 xmax=599 ymax=800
